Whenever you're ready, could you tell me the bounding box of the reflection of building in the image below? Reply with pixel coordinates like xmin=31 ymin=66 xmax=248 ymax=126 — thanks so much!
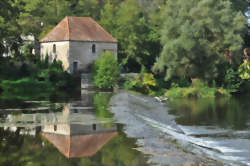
xmin=1 ymin=91 xmax=117 ymax=158
xmin=41 ymin=124 xmax=117 ymax=158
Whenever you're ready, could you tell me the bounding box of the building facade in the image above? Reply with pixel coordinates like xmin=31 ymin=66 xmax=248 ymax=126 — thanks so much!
xmin=40 ymin=16 xmax=118 ymax=73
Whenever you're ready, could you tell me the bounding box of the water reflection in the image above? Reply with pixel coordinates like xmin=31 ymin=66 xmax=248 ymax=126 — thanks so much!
xmin=168 ymin=96 xmax=250 ymax=130
xmin=0 ymin=91 xmax=149 ymax=166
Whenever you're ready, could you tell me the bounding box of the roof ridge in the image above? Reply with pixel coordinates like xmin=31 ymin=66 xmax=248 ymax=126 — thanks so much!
xmin=87 ymin=18 xmax=117 ymax=42
xmin=66 ymin=16 xmax=71 ymax=40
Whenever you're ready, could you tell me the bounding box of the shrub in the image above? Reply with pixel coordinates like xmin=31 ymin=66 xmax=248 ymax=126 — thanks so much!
xmin=93 ymin=51 xmax=120 ymax=89
xmin=0 ymin=78 xmax=55 ymax=100
xmin=238 ymin=60 xmax=250 ymax=80
xmin=165 ymin=79 xmax=230 ymax=98
xmin=224 ymin=68 xmax=243 ymax=92
xmin=165 ymin=86 xmax=231 ymax=99
xmin=123 ymin=73 xmax=157 ymax=95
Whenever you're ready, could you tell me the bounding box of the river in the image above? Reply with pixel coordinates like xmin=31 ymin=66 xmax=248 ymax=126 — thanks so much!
xmin=0 ymin=91 xmax=150 ymax=166
xmin=0 ymin=91 xmax=249 ymax=166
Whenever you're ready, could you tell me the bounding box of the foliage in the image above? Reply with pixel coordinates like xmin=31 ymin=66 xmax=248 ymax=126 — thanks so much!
xmin=165 ymin=79 xmax=231 ymax=98
xmin=238 ymin=60 xmax=250 ymax=79
xmin=165 ymin=87 xmax=230 ymax=99
xmin=224 ymin=68 xmax=243 ymax=92
xmin=0 ymin=78 xmax=54 ymax=100
xmin=0 ymin=56 xmax=75 ymax=100
xmin=99 ymin=0 xmax=161 ymax=72
xmin=124 ymin=73 xmax=157 ymax=95
xmin=0 ymin=0 xmax=22 ymax=57
xmin=153 ymin=0 xmax=247 ymax=82
xmin=93 ymin=92 xmax=114 ymax=127
xmin=93 ymin=51 xmax=120 ymax=89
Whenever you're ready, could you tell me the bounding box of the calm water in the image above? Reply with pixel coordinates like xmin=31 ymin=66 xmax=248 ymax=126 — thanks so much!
xmin=0 ymin=91 xmax=149 ymax=166
xmin=168 ymin=96 xmax=250 ymax=166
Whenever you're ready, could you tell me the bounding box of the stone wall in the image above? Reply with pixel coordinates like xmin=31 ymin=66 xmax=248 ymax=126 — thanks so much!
xmin=69 ymin=41 xmax=117 ymax=73
xmin=40 ymin=41 xmax=70 ymax=71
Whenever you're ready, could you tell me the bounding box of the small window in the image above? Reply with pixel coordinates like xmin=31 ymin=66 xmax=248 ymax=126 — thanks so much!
xmin=53 ymin=44 xmax=56 ymax=53
xmin=54 ymin=125 xmax=57 ymax=131
xmin=92 ymin=124 xmax=96 ymax=131
xmin=92 ymin=44 xmax=96 ymax=53
xmin=73 ymin=61 xmax=78 ymax=74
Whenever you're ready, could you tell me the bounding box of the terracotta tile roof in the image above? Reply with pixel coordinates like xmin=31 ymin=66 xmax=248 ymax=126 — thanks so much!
xmin=41 ymin=132 xmax=117 ymax=158
xmin=39 ymin=16 xmax=117 ymax=43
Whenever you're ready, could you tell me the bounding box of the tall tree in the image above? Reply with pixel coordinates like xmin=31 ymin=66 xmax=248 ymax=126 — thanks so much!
xmin=0 ymin=0 xmax=22 ymax=56
xmin=18 ymin=0 xmax=72 ymax=55
xmin=100 ymin=0 xmax=161 ymax=72
xmin=153 ymin=0 xmax=247 ymax=81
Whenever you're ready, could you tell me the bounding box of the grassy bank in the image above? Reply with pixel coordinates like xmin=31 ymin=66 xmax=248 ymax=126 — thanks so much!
xmin=165 ymin=87 xmax=230 ymax=98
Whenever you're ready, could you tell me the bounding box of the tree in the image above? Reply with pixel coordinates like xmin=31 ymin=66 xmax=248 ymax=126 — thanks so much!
xmin=99 ymin=0 xmax=161 ymax=72
xmin=153 ymin=0 xmax=247 ymax=81
xmin=229 ymin=0 xmax=249 ymax=13
xmin=93 ymin=51 xmax=120 ymax=89
xmin=18 ymin=0 xmax=72 ymax=55
xmin=0 ymin=0 xmax=22 ymax=56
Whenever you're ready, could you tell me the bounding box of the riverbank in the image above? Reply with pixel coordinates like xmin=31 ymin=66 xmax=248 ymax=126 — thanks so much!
xmin=109 ymin=91 xmax=224 ymax=166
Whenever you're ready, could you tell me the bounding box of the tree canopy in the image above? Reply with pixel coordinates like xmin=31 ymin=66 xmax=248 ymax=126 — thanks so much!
xmin=153 ymin=0 xmax=247 ymax=81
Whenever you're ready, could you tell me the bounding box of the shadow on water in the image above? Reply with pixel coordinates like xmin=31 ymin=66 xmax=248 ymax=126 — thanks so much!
xmin=0 ymin=91 xmax=150 ymax=166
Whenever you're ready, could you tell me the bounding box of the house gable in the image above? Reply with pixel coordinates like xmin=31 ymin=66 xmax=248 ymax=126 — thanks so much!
xmin=40 ymin=16 xmax=117 ymax=43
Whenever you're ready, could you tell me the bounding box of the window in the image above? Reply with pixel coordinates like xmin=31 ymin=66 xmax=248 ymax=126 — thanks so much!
xmin=54 ymin=125 xmax=57 ymax=131
xmin=73 ymin=61 xmax=78 ymax=74
xmin=92 ymin=44 xmax=96 ymax=53
xmin=92 ymin=124 xmax=96 ymax=131
xmin=53 ymin=44 xmax=56 ymax=53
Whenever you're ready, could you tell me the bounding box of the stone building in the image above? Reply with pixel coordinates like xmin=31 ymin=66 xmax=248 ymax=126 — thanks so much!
xmin=39 ymin=16 xmax=118 ymax=73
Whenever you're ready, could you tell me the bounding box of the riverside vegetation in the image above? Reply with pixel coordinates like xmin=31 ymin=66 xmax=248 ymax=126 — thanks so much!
xmin=0 ymin=55 xmax=76 ymax=101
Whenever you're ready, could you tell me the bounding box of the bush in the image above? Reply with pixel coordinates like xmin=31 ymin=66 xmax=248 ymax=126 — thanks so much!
xmin=123 ymin=73 xmax=157 ymax=95
xmin=0 ymin=55 xmax=76 ymax=100
xmin=224 ymin=68 xmax=243 ymax=92
xmin=238 ymin=60 xmax=250 ymax=80
xmin=93 ymin=51 xmax=120 ymax=89
xmin=0 ymin=78 xmax=55 ymax=100
xmin=165 ymin=78 xmax=231 ymax=98
xmin=165 ymin=87 xmax=231 ymax=98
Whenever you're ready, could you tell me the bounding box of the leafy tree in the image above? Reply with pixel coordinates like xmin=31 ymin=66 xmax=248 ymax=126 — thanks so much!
xmin=229 ymin=0 xmax=250 ymax=13
xmin=0 ymin=0 xmax=22 ymax=56
xmin=69 ymin=0 xmax=103 ymax=20
xmin=93 ymin=51 xmax=120 ymax=89
xmin=153 ymin=0 xmax=247 ymax=82
xmin=100 ymin=0 xmax=161 ymax=72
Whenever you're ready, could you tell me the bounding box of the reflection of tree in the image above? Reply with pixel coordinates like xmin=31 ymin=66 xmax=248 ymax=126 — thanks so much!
xmin=168 ymin=97 xmax=249 ymax=130
xmin=93 ymin=93 xmax=114 ymax=127
xmin=0 ymin=125 xmax=149 ymax=166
